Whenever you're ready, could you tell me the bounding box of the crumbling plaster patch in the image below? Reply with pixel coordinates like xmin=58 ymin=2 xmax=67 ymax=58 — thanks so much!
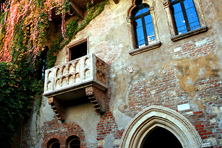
xmin=103 ymin=134 xmax=115 ymax=148
xmin=113 ymin=103 xmax=132 ymax=130
xmin=163 ymin=53 xmax=220 ymax=109
xmin=39 ymin=97 xmax=55 ymax=127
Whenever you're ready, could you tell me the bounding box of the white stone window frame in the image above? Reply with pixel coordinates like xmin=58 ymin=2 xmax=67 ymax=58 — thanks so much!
xmin=65 ymin=37 xmax=89 ymax=62
xmin=127 ymin=0 xmax=161 ymax=56
xmin=163 ymin=0 xmax=207 ymax=42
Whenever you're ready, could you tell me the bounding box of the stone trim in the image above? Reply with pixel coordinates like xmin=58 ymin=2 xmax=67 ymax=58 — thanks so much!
xmin=171 ymin=26 xmax=208 ymax=42
xmin=129 ymin=41 xmax=161 ymax=56
xmin=65 ymin=37 xmax=89 ymax=62
xmin=48 ymin=97 xmax=66 ymax=121
xmin=126 ymin=1 xmax=161 ymax=51
xmin=163 ymin=0 xmax=207 ymax=38
xmin=121 ymin=105 xmax=203 ymax=148
xmin=85 ymin=86 xmax=106 ymax=114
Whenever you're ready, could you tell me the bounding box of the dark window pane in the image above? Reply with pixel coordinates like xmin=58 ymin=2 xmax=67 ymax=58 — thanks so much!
xmin=70 ymin=41 xmax=87 ymax=60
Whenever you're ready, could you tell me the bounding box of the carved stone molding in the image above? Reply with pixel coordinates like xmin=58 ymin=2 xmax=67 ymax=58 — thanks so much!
xmin=129 ymin=41 xmax=161 ymax=56
xmin=171 ymin=26 xmax=208 ymax=42
xmin=149 ymin=7 xmax=154 ymax=13
xmin=48 ymin=97 xmax=66 ymax=121
xmin=126 ymin=16 xmax=134 ymax=24
xmin=163 ymin=1 xmax=170 ymax=8
xmin=85 ymin=86 xmax=106 ymax=114
xmin=121 ymin=105 xmax=203 ymax=148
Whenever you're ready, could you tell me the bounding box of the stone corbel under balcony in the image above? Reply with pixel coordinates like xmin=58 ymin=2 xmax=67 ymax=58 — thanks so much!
xmin=86 ymin=86 xmax=106 ymax=113
xmin=43 ymin=54 xmax=108 ymax=121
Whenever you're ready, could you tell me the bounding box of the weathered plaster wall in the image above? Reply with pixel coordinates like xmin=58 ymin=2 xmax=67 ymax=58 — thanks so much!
xmin=21 ymin=0 xmax=222 ymax=147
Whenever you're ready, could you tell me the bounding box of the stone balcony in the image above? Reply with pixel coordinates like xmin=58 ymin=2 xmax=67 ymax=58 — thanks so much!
xmin=43 ymin=54 xmax=108 ymax=121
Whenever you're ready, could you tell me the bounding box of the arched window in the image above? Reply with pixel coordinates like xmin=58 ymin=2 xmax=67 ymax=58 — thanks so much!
xmin=132 ymin=1 xmax=156 ymax=48
xmin=47 ymin=138 xmax=60 ymax=148
xmin=171 ymin=0 xmax=200 ymax=35
xmin=66 ymin=136 xmax=80 ymax=148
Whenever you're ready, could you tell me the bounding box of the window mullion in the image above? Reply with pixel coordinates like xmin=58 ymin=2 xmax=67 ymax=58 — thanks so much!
xmin=133 ymin=19 xmax=139 ymax=48
xmin=142 ymin=17 xmax=148 ymax=45
xmin=180 ymin=0 xmax=191 ymax=31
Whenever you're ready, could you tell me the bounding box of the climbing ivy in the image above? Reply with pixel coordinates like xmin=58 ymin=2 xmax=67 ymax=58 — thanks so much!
xmin=46 ymin=0 xmax=108 ymax=69
xmin=0 ymin=61 xmax=34 ymax=146
xmin=0 ymin=0 xmax=108 ymax=147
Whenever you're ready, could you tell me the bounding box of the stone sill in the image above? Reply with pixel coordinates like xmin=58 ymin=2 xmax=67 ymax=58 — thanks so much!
xmin=129 ymin=41 xmax=161 ymax=56
xmin=171 ymin=26 xmax=208 ymax=42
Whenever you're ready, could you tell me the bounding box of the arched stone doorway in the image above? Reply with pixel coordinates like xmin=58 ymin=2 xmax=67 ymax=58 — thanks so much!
xmin=141 ymin=127 xmax=182 ymax=148
xmin=121 ymin=105 xmax=203 ymax=148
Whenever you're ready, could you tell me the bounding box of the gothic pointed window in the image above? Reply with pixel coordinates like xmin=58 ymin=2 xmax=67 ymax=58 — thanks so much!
xmin=132 ymin=2 xmax=156 ymax=48
xmin=171 ymin=0 xmax=200 ymax=35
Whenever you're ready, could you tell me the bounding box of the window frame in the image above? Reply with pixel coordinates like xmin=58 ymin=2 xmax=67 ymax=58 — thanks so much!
xmin=65 ymin=37 xmax=89 ymax=62
xmin=127 ymin=0 xmax=161 ymax=56
xmin=171 ymin=0 xmax=200 ymax=34
xmin=133 ymin=4 xmax=155 ymax=48
xmin=163 ymin=0 xmax=207 ymax=41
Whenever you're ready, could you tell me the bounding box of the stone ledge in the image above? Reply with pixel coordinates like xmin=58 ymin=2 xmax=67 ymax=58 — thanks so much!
xmin=171 ymin=26 xmax=208 ymax=42
xmin=129 ymin=41 xmax=161 ymax=56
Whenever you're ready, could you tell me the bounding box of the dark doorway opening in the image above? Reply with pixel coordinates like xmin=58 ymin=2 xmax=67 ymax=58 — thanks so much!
xmin=66 ymin=136 xmax=80 ymax=148
xmin=47 ymin=138 xmax=60 ymax=148
xmin=70 ymin=41 xmax=87 ymax=61
xmin=142 ymin=127 xmax=182 ymax=148
xmin=70 ymin=139 xmax=80 ymax=148
xmin=51 ymin=142 xmax=60 ymax=148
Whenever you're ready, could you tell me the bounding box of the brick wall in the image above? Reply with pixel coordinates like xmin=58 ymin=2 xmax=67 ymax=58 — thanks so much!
xmin=41 ymin=118 xmax=86 ymax=148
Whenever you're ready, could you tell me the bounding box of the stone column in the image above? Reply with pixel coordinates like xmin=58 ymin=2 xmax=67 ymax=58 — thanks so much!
xmin=149 ymin=7 xmax=159 ymax=42
xmin=126 ymin=15 xmax=136 ymax=50
xmin=163 ymin=0 xmax=176 ymax=36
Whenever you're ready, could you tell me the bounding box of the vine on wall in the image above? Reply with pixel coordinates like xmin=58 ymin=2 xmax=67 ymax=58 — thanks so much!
xmin=0 ymin=0 xmax=108 ymax=147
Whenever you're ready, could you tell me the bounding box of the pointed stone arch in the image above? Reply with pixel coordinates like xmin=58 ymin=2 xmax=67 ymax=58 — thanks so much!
xmin=127 ymin=0 xmax=154 ymax=16
xmin=121 ymin=105 xmax=203 ymax=148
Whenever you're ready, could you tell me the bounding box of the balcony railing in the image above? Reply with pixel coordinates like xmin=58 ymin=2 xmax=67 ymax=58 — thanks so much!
xmin=43 ymin=54 xmax=108 ymax=121
xmin=44 ymin=53 xmax=107 ymax=97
